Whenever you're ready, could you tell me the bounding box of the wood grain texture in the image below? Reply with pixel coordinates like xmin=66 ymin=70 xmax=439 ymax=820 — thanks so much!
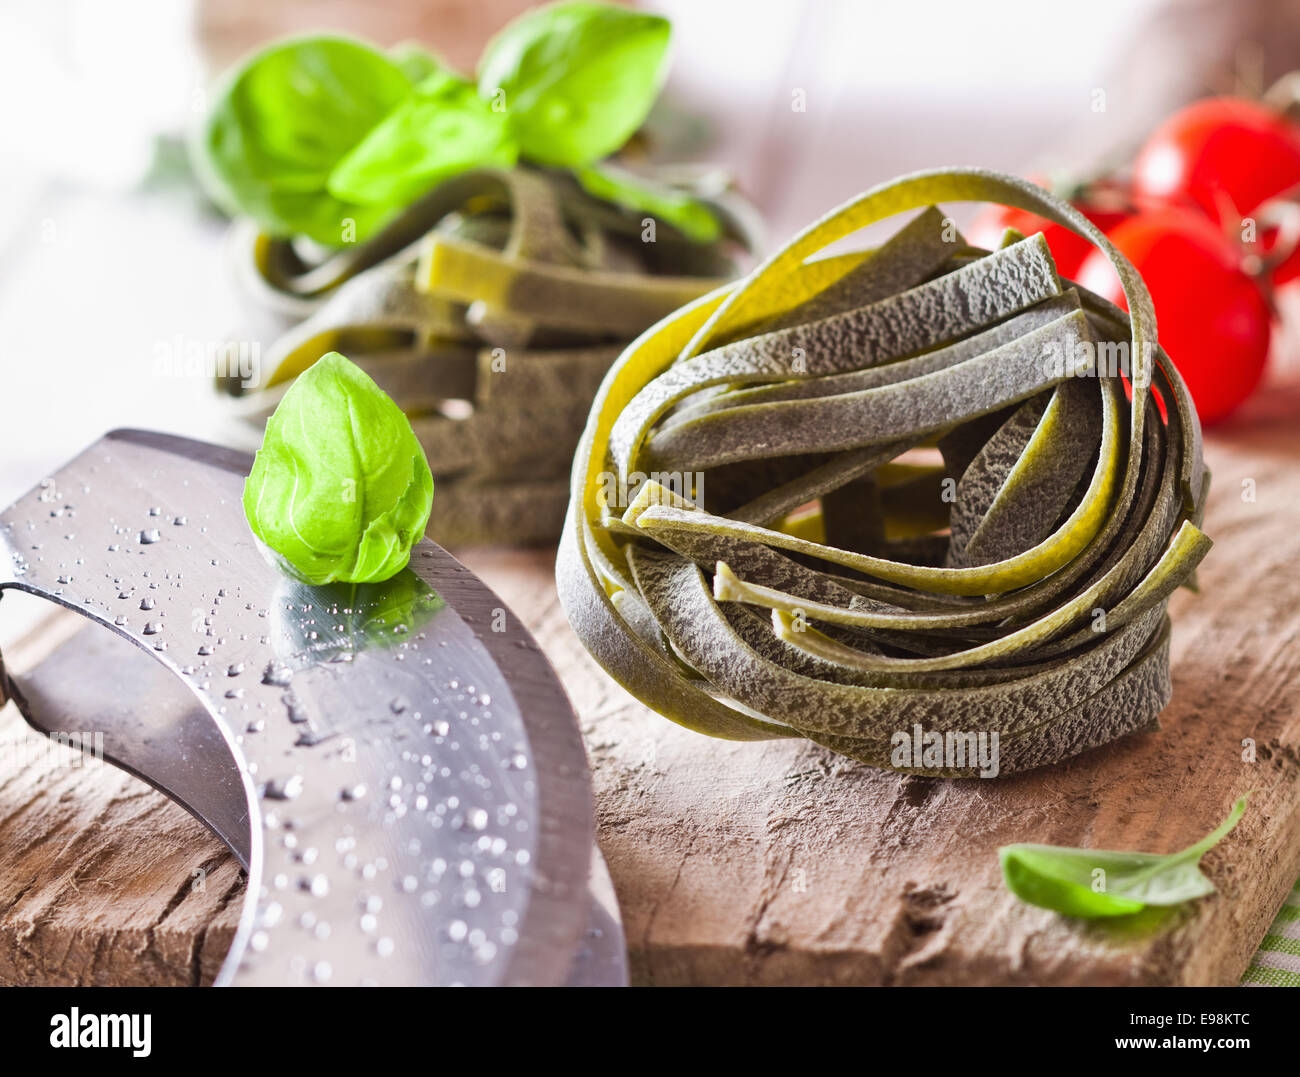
xmin=0 ymin=713 xmax=243 ymax=986
xmin=0 ymin=381 xmax=1297 ymax=985
xmin=0 ymin=611 xmax=243 ymax=987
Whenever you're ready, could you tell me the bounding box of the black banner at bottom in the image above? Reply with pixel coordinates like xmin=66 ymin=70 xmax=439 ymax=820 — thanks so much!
xmin=0 ymin=985 xmax=1286 ymax=1062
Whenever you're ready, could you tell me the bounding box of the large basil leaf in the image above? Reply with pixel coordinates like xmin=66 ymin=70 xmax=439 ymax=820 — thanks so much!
xmin=328 ymin=72 xmax=518 ymax=206
xmin=999 ymin=797 xmax=1247 ymax=919
xmin=478 ymin=0 xmax=671 ymax=167
xmin=197 ymin=36 xmax=413 ymax=245
xmin=243 ymin=352 xmax=435 ymax=585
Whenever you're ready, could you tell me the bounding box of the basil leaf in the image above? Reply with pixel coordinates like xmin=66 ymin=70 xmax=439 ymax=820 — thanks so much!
xmin=575 ymin=161 xmax=721 ymax=242
xmin=999 ymin=797 xmax=1247 ymax=919
xmin=243 ymin=352 xmax=434 ymax=585
xmin=196 ymin=35 xmax=413 ymax=245
xmin=389 ymin=41 xmax=447 ymax=86
xmin=478 ymin=0 xmax=671 ymax=167
xmin=328 ymin=73 xmax=518 ymax=207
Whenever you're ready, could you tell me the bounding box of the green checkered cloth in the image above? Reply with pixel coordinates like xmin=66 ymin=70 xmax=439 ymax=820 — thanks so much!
xmin=1242 ymin=876 xmax=1300 ymax=986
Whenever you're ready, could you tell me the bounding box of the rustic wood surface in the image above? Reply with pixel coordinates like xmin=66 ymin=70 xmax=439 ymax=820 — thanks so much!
xmin=0 ymin=609 xmax=243 ymax=987
xmin=1 ymin=371 xmax=1298 ymax=985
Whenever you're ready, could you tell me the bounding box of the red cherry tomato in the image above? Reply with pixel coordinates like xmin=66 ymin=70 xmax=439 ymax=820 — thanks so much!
xmin=1076 ymin=208 xmax=1271 ymax=426
xmin=1132 ymin=97 xmax=1300 ymax=224
xmin=967 ymin=200 xmax=1131 ymax=281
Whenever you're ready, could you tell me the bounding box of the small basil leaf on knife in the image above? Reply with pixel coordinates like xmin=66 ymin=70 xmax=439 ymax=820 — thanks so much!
xmin=328 ymin=73 xmax=518 ymax=207
xmin=574 ymin=161 xmax=721 ymax=242
xmin=243 ymin=352 xmax=434 ymax=585
xmin=999 ymin=796 xmax=1247 ymax=919
xmin=195 ymin=36 xmax=413 ymax=245
xmin=478 ymin=0 xmax=671 ymax=167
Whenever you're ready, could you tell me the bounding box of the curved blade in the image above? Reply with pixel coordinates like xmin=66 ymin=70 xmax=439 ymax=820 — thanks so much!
xmin=0 ymin=429 xmax=598 ymax=986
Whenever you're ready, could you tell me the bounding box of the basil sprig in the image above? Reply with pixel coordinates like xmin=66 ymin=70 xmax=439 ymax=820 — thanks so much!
xmin=196 ymin=1 xmax=713 ymax=247
xmin=1000 ymin=797 xmax=1247 ymax=918
xmin=196 ymin=35 xmax=414 ymax=247
xmin=477 ymin=0 xmax=670 ymax=166
xmin=243 ymin=352 xmax=434 ymax=585
xmin=327 ymin=71 xmax=518 ymax=208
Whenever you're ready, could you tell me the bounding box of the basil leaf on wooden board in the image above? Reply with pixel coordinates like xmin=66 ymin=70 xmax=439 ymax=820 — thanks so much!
xmin=477 ymin=0 xmax=671 ymax=166
xmin=999 ymin=797 xmax=1247 ymax=918
xmin=328 ymin=73 xmax=518 ymax=207
xmin=575 ymin=161 xmax=721 ymax=242
xmin=196 ymin=36 xmax=414 ymax=245
xmin=243 ymin=352 xmax=434 ymax=585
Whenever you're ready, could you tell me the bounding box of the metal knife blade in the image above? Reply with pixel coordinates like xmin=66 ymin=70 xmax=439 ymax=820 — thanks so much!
xmin=0 ymin=429 xmax=621 ymax=986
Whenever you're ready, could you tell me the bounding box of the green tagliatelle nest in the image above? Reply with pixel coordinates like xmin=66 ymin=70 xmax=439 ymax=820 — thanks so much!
xmin=221 ymin=167 xmax=756 ymax=547
xmin=556 ymin=168 xmax=1212 ymax=777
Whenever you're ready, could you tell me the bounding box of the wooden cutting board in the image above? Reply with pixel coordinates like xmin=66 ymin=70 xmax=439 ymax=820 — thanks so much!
xmin=1 ymin=380 xmax=1298 ymax=986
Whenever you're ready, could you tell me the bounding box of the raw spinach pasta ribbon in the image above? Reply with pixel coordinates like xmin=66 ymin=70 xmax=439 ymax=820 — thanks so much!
xmin=221 ymin=166 xmax=758 ymax=546
xmin=556 ymin=168 xmax=1211 ymax=776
